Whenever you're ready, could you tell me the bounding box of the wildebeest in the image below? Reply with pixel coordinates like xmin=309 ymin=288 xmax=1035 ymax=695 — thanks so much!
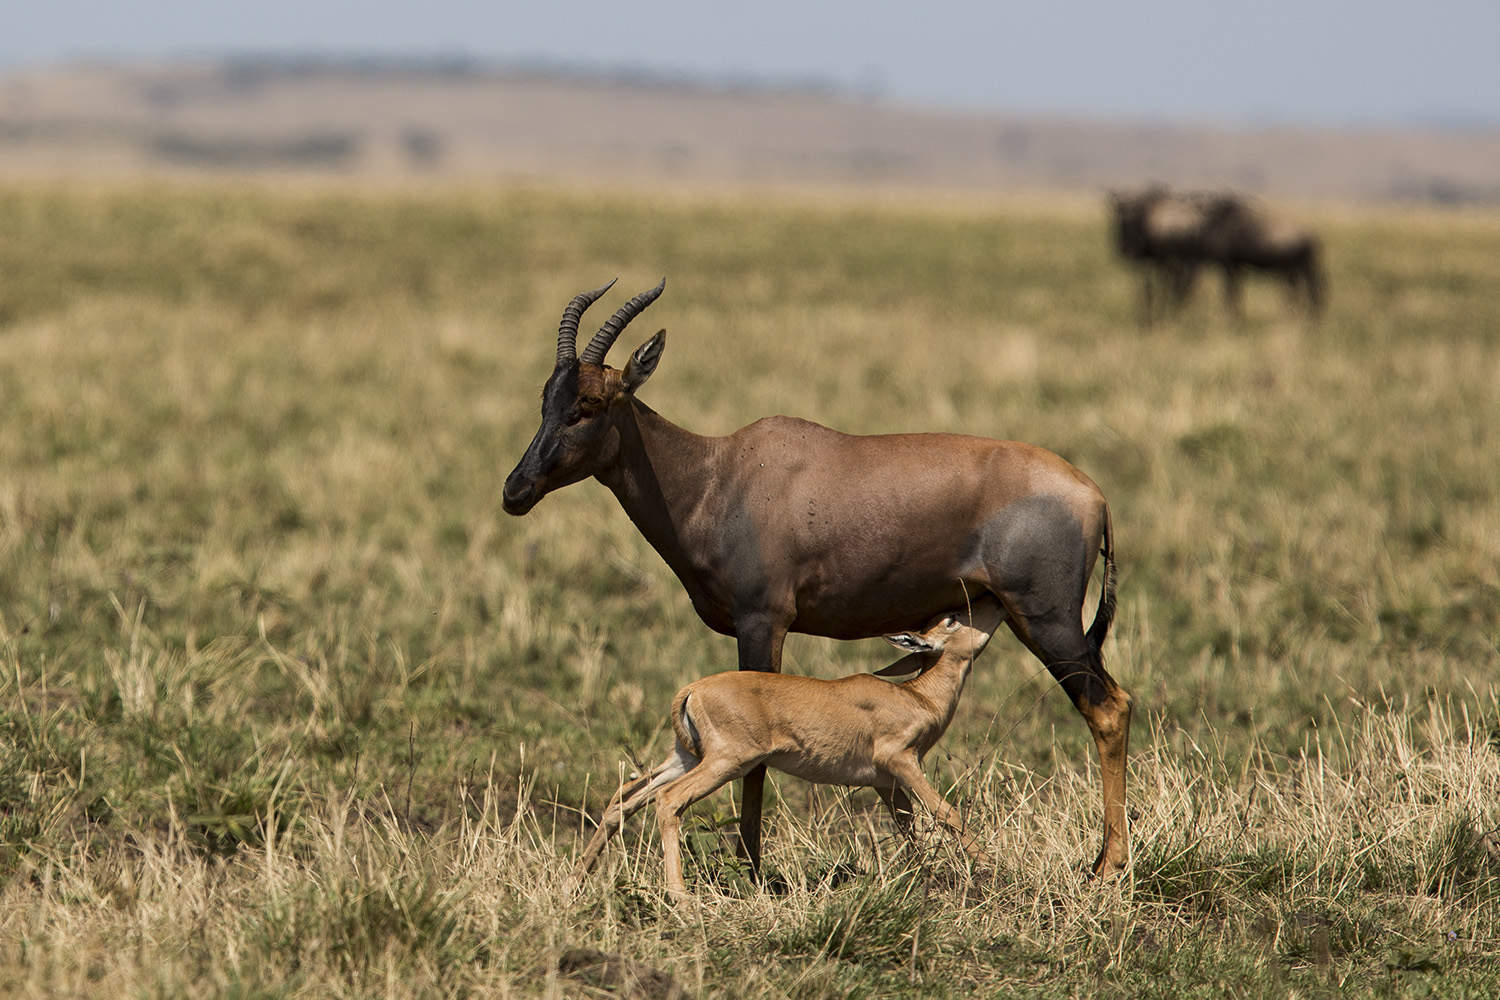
xmin=1197 ymin=194 xmax=1324 ymax=316
xmin=1107 ymin=185 xmax=1212 ymax=323
xmin=1108 ymin=186 xmax=1324 ymax=320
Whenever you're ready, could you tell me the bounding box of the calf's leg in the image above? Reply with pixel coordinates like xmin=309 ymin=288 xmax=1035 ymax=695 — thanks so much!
xmin=572 ymin=745 xmax=697 ymax=885
xmin=655 ymin=756 xmax=760 ymax=903
xmin=882 ymin=754 xmax=991 ymax=867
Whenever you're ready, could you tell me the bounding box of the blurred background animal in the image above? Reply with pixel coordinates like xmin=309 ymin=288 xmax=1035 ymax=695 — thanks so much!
xmin=1108 ymin=185 xmax=1212 ymax=323
xmin=1109 ymin=186 xmax=1324 ymax=320
xmin=1198 ymin=194 xmax=1325 ymax=316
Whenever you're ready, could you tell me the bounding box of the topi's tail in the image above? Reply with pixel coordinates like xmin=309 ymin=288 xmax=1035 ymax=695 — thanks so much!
xmin=1086 ymin=504 xmax=1117 ymax=655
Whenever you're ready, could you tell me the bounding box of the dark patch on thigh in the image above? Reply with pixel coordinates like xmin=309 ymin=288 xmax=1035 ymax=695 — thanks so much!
xmin=969 ymin=493 xmax=1090 ymax=610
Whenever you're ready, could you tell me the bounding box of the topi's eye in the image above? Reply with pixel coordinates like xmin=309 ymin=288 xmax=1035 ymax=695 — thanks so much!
xmin=568 ymin=396 xmax=606 ymax=424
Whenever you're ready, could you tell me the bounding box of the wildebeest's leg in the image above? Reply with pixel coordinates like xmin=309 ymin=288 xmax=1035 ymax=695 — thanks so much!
xmin=1283 ymin=267 xmax=1303 ymax=311
xmin=1137 ymin=268 xmax=1157 ymax=327
xmin=1220 ymin=263 xmax=1244 ymax=317
xmin=1290 ymin=250 xmax=1322 ymax=316
xmin=733 ymin=616 xmax=786 ymax=879
xmin=1167 ymin=259 xmax=1198 ymax=312
xmin=1303 ymin=249 xmax=1325 ymax=317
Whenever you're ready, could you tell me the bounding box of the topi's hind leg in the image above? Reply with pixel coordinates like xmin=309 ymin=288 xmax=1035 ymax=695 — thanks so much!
xmin=982 ymin=507 xmax=1132 ymax=878
xmin=1004 ymin=604 xmax=1132 ymax=877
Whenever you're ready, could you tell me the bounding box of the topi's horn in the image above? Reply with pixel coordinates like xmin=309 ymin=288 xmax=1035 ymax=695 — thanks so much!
xmin=580 ymin=278 xmax=666 ymax=365
xmin=556 ymin=279 xmax=618 ymax=367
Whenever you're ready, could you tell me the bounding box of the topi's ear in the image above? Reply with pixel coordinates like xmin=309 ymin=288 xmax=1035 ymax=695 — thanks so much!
xmin=622 ymin=329 xmax=665 ymax=394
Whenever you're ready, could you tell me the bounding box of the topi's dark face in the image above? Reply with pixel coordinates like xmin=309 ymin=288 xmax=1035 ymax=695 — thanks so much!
xmin=502 ymin=362 xmax=622 ymax=515
xmin=502 ymin=280 xmax=667 ymax=515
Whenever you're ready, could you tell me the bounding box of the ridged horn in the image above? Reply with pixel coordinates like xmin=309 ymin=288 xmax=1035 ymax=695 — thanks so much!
xmin=580 ymin=278 xmax=666 ymax=365
xmin=556 ymin=279 xmax=618 ymax=367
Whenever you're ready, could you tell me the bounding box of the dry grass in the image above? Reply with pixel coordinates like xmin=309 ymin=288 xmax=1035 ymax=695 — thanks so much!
xmin=3 ymin=698 xmax=1494 ymax=997
xmin=0 ymin=179 xmax=1498 ymax=997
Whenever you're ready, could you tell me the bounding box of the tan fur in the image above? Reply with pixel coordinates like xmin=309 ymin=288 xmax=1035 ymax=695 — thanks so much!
xmin=572 ymin=599 xmax=1007 ymax=901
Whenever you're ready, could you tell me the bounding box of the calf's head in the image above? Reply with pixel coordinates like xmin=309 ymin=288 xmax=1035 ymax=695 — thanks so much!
xmin=875 ymin=596 xmax=1007 ymax=676
xmin=502 ymin=279 xmax=666 ymax=515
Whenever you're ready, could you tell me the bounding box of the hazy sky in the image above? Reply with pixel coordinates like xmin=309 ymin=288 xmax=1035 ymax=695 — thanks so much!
xmin=6 ymin=1 xmax=1499 ymax=127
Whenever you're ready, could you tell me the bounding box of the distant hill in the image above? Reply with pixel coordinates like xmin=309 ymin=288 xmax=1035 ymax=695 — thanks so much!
xmin=2 ymin=57 xmax=1498 ymax=204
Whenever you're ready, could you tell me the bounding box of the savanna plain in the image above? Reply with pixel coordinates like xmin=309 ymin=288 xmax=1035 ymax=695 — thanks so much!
xmin=0 ymin=180 xmax=1497 ymax=998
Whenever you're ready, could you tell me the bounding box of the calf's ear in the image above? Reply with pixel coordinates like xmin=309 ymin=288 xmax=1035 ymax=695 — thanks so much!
xmin=622 ymin=330 xmax=666 ymax=394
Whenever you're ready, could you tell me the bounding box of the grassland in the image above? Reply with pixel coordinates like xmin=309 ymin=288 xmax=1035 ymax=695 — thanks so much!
xmin=0 ymin=179 xmax=1497 ymax=998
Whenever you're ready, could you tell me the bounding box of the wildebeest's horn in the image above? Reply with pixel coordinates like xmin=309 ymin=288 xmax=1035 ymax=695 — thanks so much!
xmin=557 ymin=279 xmax=618 ymax=367
xmin=580 ymin=278 xmax=666 ymax=365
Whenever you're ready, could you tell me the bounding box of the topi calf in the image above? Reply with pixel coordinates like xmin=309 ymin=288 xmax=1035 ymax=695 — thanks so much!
xmin=572 ymin=596 xmax=1007 ymax=902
